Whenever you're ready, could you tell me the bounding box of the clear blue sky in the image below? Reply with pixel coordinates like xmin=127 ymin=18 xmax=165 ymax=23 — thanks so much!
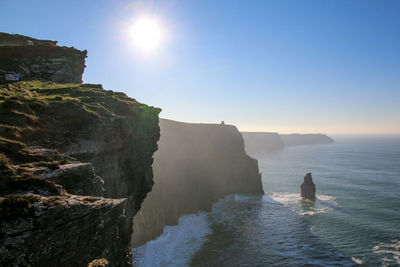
xmin=1 ymin=0 xmax=399 ymax=134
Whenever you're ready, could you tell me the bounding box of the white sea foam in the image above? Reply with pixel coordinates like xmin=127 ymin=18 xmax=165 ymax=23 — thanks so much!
xmin=317 ymin=194 xmax=338 ymax=205
xmin=132 ymin=212 xmax=211 ymax=267
xmin=351 ymin=257 xmax=364 ymax=265
xmin=233 ymin=194 xmax=253 ymax=201
xmin=269 ymin=193 xmax=300 ymax=206
xmin=269 ymin=192 xmax=337 ymax=216
xmin=373 ymin=239 xmax=400 ymax=266
xmin=299 ymin=210 xmax=318 ymax=216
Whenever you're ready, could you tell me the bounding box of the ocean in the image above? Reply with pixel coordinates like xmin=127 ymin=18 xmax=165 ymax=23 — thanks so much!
xmin=133 ymin=136 xmax=400 ymax=266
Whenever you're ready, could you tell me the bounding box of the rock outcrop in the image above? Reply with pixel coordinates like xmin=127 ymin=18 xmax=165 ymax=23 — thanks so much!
xmin=0 ymin=81 xmax=160 ymax=266
xmin=132 ymin=119 xmax=264 ymax=247
xmin=241 ymin=132 xmax=284 ymax=156
xmin=0 ymin=32 xmax=86 ymax=83
xmin=280 ymin=134 xmax=334 ymax=147
xmin=301 ymin=173 xmax=316 ymax=201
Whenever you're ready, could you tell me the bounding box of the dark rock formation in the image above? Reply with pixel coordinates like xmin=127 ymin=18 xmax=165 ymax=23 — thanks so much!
xmin=0 ymin=81 xmax=160 ymax=266
xmin=29 ymin=162 xmax=104 ymax=196
xmin=241 ymin=132 xmax=284 ymax=156
xmin=280 ymin=134 xmax=334 ymax=147
xmin=132 ymin=119 xmax=264 ymax=247
xmin=0 ymin=32 xmax=86 ymax=83
xmin=301 ymin=173 xmax=316 ymax=201
xmin=1 ymin=194 xmax=133 ymax=267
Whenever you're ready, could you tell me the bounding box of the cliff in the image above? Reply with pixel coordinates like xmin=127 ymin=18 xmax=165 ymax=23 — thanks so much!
xmin=132 ymin=119 xmax=263 ymax=247
xmin=241 ymin=132 xmax=284 ymax=156
xmin=280 ymin=134 xmax=334 ymax=147
xmin=0 ymin=81 xmax=160 ymax=266
xmin=241 ymin=132 xmax=334 ymax=155
xmin=0 ymin=32 xmax=86 ymax=83
xmin=0 ymin=32 xmax=57 ymax=46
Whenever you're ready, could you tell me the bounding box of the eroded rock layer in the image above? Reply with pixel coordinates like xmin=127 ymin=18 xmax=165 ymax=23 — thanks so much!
xmin=0 ymin=81 xmax=160 ymax=266
xmin=0 ymin=32 xmax=86 ymax=83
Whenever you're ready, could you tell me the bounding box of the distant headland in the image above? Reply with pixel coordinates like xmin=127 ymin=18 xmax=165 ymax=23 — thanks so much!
xmin=241 ymin=132 xmax=334 ymax=156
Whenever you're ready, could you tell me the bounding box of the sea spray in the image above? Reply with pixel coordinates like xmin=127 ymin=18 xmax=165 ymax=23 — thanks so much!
xmin=132 ymin=213 xmax=211 ymax=267
xmin=133 ymin=139 xmax=400 ymax=266
xmin=270 ymin=193 xmax=338 ymax=216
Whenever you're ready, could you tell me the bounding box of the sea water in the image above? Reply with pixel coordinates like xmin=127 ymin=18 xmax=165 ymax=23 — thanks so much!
xmin=133 ymin=136 xmax=400 ymax=266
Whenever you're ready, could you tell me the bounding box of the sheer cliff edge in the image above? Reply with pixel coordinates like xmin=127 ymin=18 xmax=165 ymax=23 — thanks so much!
xmin=0 ymin=32 xmax=86 ymax=84
xmin=0 ymin=81 xmax=160 ymax=266
xmin=132 ymin=119 xmax=264 ymax=247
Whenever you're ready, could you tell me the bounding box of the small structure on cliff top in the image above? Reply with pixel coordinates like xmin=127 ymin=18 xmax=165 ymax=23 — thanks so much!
xmin=0 ymin=32 xmax=86 ymax=83
xmin=301 ymin=173 xmax=316 ymax=201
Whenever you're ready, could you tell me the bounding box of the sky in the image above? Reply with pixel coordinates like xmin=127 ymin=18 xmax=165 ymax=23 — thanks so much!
xmin=1 ymin=0 xmax=399 ymax=134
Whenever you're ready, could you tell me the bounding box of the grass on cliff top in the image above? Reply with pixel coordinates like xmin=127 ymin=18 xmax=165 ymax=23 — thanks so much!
xmin=0 ymin=32 xmax=56 ymax=46
xmin=0 ymin=81 xmax=160 ymax=118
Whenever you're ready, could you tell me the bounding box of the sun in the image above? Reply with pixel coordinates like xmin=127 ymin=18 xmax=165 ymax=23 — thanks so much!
xmin=130 ymin=17 xmax=162 ymax=52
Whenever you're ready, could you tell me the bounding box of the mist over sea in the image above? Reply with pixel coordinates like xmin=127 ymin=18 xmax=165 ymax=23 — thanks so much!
xmin=133 ymin=136 xmax=400 ymax=267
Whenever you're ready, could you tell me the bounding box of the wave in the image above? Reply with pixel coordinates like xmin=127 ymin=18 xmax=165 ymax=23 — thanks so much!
xmin=269 ymin=192 xmax=337 ymax=216
xmin=132 ymin=212 xmax=211 ymax=267
xmin=133 ymin=194 xmax=260 ymax=267
xmin=351 ymin=257 xmax=363 ymax=265
xmin=373 ymin=239 xmax=400 ymax=266
xmin=233 ymin=194 xmax=254 ymax=201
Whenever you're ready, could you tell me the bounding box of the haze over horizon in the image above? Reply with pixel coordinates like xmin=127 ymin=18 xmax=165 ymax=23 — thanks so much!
xmin=1 ymin=0 xmax=399 ymax=135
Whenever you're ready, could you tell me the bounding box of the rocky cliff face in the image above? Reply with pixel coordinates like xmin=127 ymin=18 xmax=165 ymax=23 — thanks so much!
xmin=132 ymin=119 xmax=263 ymax=247
xmin=0 ymin=33 xmax=86 ymax=83
xmin=241 ymin=132 xmax=284 ymax=156
xmin=0 ymin=81 xmax=160 ymax=266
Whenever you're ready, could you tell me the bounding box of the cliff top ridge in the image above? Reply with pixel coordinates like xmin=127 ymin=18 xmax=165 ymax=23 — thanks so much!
xmin=0 ymin=32 xmax=57 ymax=47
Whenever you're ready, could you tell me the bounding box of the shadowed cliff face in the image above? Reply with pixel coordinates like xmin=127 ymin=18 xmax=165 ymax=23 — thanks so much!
xmin=0 ymin=81 xmax=160 ymax=266
xmin=132 ymin=119 xmax=263 ymax=247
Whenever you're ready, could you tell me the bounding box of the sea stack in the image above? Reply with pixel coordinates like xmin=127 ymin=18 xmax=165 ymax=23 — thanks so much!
xmin=301 ymin=173 xmax=316 ymax=201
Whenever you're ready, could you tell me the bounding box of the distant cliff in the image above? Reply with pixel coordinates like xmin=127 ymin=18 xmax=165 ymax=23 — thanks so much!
xmin=0 ymin=81 xmax=160 ymax=266
xmin=280 ymin=134 xmax=334 ymax=147
xmin=132 ymin=119 xmax=263 ymax=247
xmin=241 ymin=132 xmax=284 ymax=156
xmin=0 ymin=32 xmax=86 ymax=83
xmin=241 ymin=132 xmax=334 ymax=155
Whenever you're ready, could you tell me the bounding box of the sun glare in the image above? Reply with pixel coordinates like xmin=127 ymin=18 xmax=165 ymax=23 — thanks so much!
xmin=130 ymin=17 xmax=162 ymax=52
